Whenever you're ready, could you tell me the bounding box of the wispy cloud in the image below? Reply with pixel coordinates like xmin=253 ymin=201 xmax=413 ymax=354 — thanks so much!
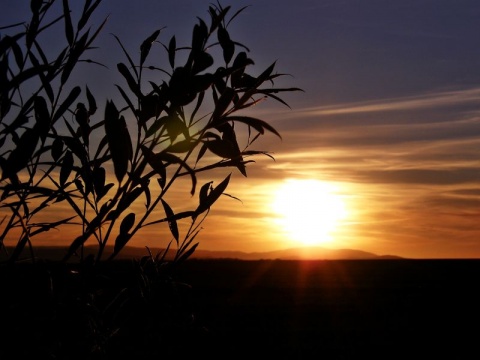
xmin=298 ymin=87 xmax=480 ymax=116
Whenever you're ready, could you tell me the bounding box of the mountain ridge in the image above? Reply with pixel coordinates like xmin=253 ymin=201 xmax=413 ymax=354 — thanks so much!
xmin=3 ymin=245 xmax=402 ymax=261
xmin=184 ymin=246 xmax=403 ymax=260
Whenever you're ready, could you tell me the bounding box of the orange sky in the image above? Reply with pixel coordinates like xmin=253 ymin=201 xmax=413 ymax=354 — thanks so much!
xmin=1 ymin=0 xmax=480 ymax=259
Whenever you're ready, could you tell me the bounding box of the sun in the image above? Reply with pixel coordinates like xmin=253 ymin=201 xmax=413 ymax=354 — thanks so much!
xmin=271 ymin=179 xmax=348 ymax=246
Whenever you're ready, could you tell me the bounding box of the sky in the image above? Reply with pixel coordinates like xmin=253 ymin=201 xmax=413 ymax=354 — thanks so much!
xmin=1 ymin=0 xmax=480 ymax=259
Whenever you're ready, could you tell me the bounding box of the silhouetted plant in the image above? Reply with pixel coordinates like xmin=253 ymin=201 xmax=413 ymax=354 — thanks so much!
xmin=0 ymin=0 xmax=108 ymax=263
xmin=0 ymin=0 xmax=301 ymax=265
xmin=0 ymin=0 xmax=301 ymax=357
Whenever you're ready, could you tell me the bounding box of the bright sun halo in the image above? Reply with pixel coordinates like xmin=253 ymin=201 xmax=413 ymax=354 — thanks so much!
xmin=271 ymin=179 xmax=347 ymax=246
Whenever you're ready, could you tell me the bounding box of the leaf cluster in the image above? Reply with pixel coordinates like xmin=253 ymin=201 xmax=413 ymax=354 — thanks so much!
xmin=0 ymin=0 xmax=302 ymax=265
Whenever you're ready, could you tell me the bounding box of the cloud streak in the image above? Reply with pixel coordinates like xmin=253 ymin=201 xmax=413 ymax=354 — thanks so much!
xmin=298 ymin=87 xmax=480 ymax=116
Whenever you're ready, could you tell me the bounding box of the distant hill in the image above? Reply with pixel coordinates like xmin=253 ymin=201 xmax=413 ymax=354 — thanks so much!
xmin=3 ymin=245 xmax=402 ymax=261
xmin=184 ymin=247 xmax=403 ymax=260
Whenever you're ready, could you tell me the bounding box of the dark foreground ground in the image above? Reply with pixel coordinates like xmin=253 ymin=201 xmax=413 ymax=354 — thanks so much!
xmin=2 ymin=258 xmax=480 ymax=359
xmin=175 ymin=259 xmax=480 ymax=359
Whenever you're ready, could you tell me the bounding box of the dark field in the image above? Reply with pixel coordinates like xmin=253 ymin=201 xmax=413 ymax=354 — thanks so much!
xmin=2 ymin=259 xmax=480 ymax=359
xmin=175 ymin=259 xmax=480 ymax=359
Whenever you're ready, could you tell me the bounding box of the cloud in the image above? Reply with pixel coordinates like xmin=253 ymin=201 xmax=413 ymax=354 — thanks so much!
xmin=260 ymin=88 xmax=480 ymax=185
xmin=298 ymin=87 xmax=480 ymax=116
xmin=352 ymin=168 xmax=480 ymax=186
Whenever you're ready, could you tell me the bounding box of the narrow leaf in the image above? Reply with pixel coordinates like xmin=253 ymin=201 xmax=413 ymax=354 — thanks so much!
xmin=62 ymin=0 xmax=74 ymax=45
xmin=195 ymin=173 xmax=231 ymax=215
xmin=191 ymin=20 xmax=208 ymax=51
xmin=199 ymin=182 xmax=211 ymax=206
xmin=113 ymin=233 xmax=132 ymax=257
xmin=3 ymin=128 xmax=39 ymax=179
xmin=28 ymin=50 xmax=54 ymax=102
xmin=140 ymin=145 xmax=167 ymax=181
xmin=115 ymin=84 xmax=136 ymax=115
xmin=86 ymin=85 xmax=97 ymax=115
xmin=212 ymin=87 xmax=235 ymax=124
xmin=140 ymin=29 xmax=161 ymax=66
xmin=112 ymin=33 xmax=138 ymax=77
xmin=52 ymin=86 xmax=81 ymax=124
xmin=29 ymin=216 xmax=77 ymax=236
xmin=117 ymin=62 xmax=140 ymax=96
xmin=61 ymin=31 xmax=90 ymax=85
xmin=145 ymin=116 xmax=168 ymax=138
xmin=192 ymin=51 xmax=214 ymax=74
xmin=64 ymin=232 xmax=90 ymax=260
xmin=161 ymin=199 xmax=179 ymax=242
xmin=158 ymin=152 xmax=197 ymax=195
xmin=51 ymin=137 xmax=64 ymax=162
xmin=255 ymin=61 xmax=276 ymax=86
xmin=60 ymin=150 xmax=73 ymax=186
xmin=9 ymin=234 xmax=30 ymax=263
xmin=218 ymin=25 xmax=234 ymax=63
xmin=4 ymin=65 xmax=50 ymax=93
xmin=195 ymin=143 xmax=208 ymax=165
xmin=168 ymin=35 xmax=176 ymax=68
xmin=78 ymin=0 xmax=102 ymax=31
xmin=166 ymin=139 xmax=195 ymax=153
xmin=104 ymin=100 xmax=131 ymax=182
xmin=119 ymin=213 xmax=135 ymax=234
xmin=223 ymin=116 xmax=281 ymax=139
xmin=92 ymin=166 xmax=106 ymax=196
xmin=33 ymin=96 xmax=50 ymax=141
xmin=107 ymin=187 xmax=143 ymax=221
xmin=176 ymin=242 xmax=199 ymax=264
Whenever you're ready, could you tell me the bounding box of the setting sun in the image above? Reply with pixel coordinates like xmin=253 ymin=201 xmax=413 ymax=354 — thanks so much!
xmin=271 ymin=179 xmax=348 ymax=246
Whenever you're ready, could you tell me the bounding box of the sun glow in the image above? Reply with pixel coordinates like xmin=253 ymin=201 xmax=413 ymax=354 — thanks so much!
xmin=271 ymin=179 xmax=348 ymax=246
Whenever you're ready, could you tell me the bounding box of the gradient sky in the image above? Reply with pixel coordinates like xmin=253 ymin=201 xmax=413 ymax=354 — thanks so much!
xmin=2 ymin=0 xmax=480 ymax=258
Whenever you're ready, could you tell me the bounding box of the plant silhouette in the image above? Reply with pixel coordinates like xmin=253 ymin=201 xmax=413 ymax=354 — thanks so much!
xmin=0 ymin=0 xmax=301 ymax=265
xmin=0 ymin=0 xmax=301 ymax=358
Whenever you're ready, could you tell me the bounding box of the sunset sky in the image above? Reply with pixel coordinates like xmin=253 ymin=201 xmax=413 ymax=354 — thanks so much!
xmin=2 ymin=0 xmax=480 ymax=259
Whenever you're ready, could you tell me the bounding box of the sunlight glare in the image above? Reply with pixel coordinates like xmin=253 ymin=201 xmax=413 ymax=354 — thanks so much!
xmin=271 ymin=179 xmax=348 ymax=246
